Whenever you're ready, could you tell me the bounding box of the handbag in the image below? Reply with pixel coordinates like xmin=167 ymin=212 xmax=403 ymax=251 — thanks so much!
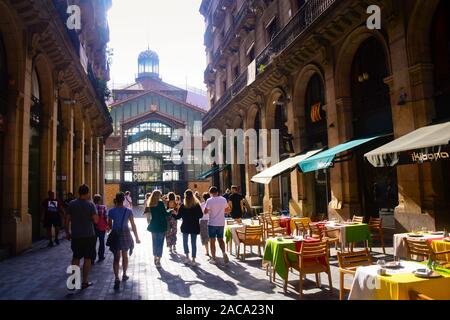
xmin=106 ymin=208 xmax=126 ymax=251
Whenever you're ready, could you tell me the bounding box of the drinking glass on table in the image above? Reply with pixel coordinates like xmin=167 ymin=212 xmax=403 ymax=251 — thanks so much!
xmin=377 ymin=259 xmax=386 ymax=267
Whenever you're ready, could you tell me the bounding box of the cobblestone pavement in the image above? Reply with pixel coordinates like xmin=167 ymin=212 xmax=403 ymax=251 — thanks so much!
xmin=0 ymin=209 xmax=394 ymax=300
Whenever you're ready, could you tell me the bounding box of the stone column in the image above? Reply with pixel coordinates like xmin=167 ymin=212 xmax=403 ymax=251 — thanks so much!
xmin=60 ymin=104 xmax=74 ymax=195
xmin=40 ymin=90 xmax=58 ymax=201
xmin=1 ymin=51 xmax=33 ymax=254
xmin=84 ymin=129 xmax=93 ymax=191
xmin=98 ymin=139 xmax=105 ymax=197
xmin=243 ymin=115 xmax=259 ymax=206
xmin=73 ymin=116 xmax=85 ymax=191
xmin=261 ymin=105 xmax=280 ymax=212
xmin=92 ymin=137 xmax=100 ymax=195
xmin=386 ymin=21 xmax=436 ymax=231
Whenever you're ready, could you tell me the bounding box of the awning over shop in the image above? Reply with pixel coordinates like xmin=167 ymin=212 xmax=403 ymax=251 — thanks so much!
xmin=197 ymin=164 xmax=231 ymax=180
xmin=251 ymin=149 xmax=323 ymax=184
xmin=365 ymin=121 xmax=450 ymax=167
xmin=298 ymin=136 xmax=382 ymax=173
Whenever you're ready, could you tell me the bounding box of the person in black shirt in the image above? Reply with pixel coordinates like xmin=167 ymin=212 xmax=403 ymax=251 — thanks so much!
xmin=228 ymin=186 xmax=244 ymax=220
xmin=222 ymin=188 xmax=231 ymax=201
xmin=174 ymin=189 xmax=204 ymax=266
xmin=41 ymin=191 xmax=63 ymax=247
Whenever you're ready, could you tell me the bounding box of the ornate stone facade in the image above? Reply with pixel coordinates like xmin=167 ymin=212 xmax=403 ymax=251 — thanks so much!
xmin=200 ymin=0 xmax=450 ymax=231
xmin=0 ymin=0 xmax=113 ymax=255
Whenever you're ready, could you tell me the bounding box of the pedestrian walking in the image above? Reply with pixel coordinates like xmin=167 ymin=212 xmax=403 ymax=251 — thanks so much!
xmin=204 ymin=186 xmax=230 ymax=265
xmin=200 ymin=192 xmax=211 ymax=257
xmin=93 ymin=194 xmax=108 ymax=262
xmin=228 ymin=185 xmax=245 ymax=221
xmin=124 ymin=191 xmax=133 ymax=210
xmin=107 ymin=192 xmax=141 ymax=290
xmin=41 ymin=191 xmax=63 ymax=247
xmin=65 ymin=184 xmax=98 ymax=290
xmin=165 ymin=192 xmax=178 ymax=253
xmin=147 ymin=190 xmax=174 ymax=268
xmin=174 ymin=189 xmax=203 ymax=266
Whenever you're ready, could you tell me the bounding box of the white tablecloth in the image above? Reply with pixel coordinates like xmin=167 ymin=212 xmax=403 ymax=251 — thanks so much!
xmin=393 ymin=233 xmax=445 ymax=259
xmin=226 ymin=219 xmax=260 ymax=253
xmin=348 ymin=261 xmax=425 ymax=300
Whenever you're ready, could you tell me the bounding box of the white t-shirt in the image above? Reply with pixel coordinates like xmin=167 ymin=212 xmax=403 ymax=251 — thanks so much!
xmin=200 ymin=202 xmax=209 ymax=221
xmin=124 ymin=195 xmax=133 ymax=209
xmin=205 ymin=196 xmax=228 ymax=227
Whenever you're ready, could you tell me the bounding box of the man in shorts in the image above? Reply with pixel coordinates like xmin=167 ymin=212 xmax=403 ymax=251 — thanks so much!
xmin=204 ymin=186 xmax=230 ymax=264
xmin=65 ymin=184 xmax=98 ymax=290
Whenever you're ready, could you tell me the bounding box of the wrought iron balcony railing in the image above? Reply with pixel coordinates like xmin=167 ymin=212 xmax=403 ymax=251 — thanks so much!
xmin=256 ymin=0 xmax=337 ymax=74
xmin=203 ymin=0 xmax=337 ymax=127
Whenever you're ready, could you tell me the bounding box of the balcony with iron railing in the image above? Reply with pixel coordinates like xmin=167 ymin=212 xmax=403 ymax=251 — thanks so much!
xmin=210 ymin=2 xmax=255 ymax=68
xmin=204 ymin=0 xmax=338 ymax=126
xmin=256 ymin=0 xmax=337 ymax=74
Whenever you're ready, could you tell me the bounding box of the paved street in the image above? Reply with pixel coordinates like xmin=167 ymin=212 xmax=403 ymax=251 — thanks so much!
xmin=0 ymin=209 xmax=393 ymax=300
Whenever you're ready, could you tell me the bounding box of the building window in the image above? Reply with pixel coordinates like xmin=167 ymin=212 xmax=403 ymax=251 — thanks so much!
xmin=105 ymin=150 xmax=121 ymax=183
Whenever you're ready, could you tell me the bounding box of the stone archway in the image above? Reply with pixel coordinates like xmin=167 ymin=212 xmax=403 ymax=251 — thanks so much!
xmin=0 ymin=1 xmax=31 ymax=253
xmin=244 ymin=104 xmax=262 ymax=206
xmin=406 ymin=0 xmax=441 ymax=66
xmin=263 ymin=87 xmax=290 ymax=212
xmin=333 ymin=26 xmax=393 ymax=220
xmin=292 ymin=64 xmax=329 ymax=218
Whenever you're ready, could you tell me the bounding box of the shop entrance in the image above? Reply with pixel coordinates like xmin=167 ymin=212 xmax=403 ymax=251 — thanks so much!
xmin=351 ymin=37 xmax=398 ymax=219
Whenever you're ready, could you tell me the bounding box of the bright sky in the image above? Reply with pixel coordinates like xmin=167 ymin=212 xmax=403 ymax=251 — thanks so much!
xmin=107 ymin=0 xmax=206 ymax=90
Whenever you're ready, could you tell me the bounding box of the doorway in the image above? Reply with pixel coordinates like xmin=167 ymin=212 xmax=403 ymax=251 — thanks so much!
xmin=351 ymin=37 xmax=398 ymax=219
xmin=0 ymin=33 xmax=7 ymax=242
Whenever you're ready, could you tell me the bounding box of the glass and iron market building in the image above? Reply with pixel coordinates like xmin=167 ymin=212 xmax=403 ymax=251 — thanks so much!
xmin=104 ymin=49 xmax=209 ymax=206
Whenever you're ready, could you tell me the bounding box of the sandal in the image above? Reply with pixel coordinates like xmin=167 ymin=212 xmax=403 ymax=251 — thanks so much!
xmin=122 ymin=275 xmax=129 ymax=282
xmin=81 ymin=282 xmax=93 ymax=290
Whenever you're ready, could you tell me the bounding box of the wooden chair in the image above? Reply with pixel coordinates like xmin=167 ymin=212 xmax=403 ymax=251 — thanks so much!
xmin=309 ymin=223 xmax=340 ymax=254
xmin=236 ymin=225 xmax=264 ymax=261
xmin=404 ymin=238 xmax=450 ymax=262
xmin=308 ymin=223 xmax=322 ymax=239
xmin=368 ymin=217 xmax=385 ymax=254
xmin=258 ymin=215 xmax=268 ymax=240
xmin=295 ymin=221 xmax=308 ymax=236
xmin=282 ymin=240 xmax=332 ymax=298
xmin=352 ymin=215 xmax=364 ymax=224
xmin=266 ymin=217 xmax=287 ymax=237
xmin=409 ymin=290 xmax=434 ymax=300
xmin=337 ymin=249 xmax=373 ymax=300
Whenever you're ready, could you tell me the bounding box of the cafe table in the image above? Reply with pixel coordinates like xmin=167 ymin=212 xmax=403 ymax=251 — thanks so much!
xmin=348 ymin=261 xmax=450 ymax=300
xmin=323 ymin=221 xmax=372 ymax=251
xmin=225 ymin=219 xmax=259 ymax=255
xmin=393 ymin=232 xmax=448 ymax=260
xmin=279 ymin=216 xmax=292 ymax=235
xmin=262 ymin=236 xmax=320 ymax=281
